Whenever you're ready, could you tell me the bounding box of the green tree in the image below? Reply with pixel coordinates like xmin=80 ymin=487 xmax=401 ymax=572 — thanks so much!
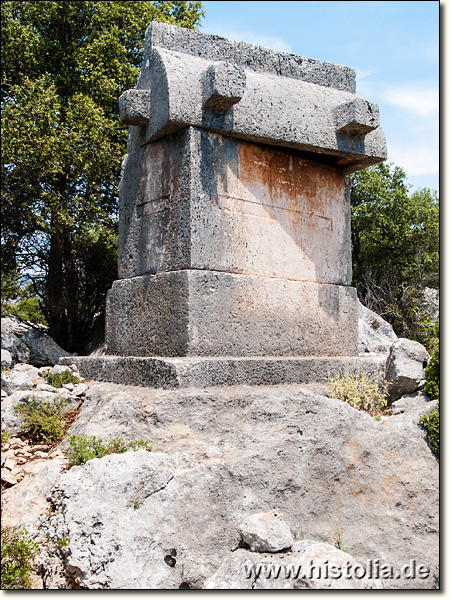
xmin=349 ymin=163 xmax=439 ymax=341
xmin=1 ymin=1 xmax=204 ymax=352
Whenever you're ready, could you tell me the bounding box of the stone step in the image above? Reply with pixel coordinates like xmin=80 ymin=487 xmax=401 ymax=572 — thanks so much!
xmin=60 ymin=355 xmax=386 ymax=390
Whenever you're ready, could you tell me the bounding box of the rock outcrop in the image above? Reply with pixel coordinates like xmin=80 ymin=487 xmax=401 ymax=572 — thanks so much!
xmin=357 ymin=300 xmax=398 ymax=355
xmin=386 ymin=338 xmax=430 ymax=400
xmin=1 ymin=316 xmax=72 ymax=367
xmin=0 ymin=309 xmax=438 ymax=589
xmin=27 ymin=381 xmax=437 ymax=590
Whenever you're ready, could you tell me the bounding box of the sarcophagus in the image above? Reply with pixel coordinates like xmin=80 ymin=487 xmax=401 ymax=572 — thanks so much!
xmin=107 ymin=22 xmax=386 ymax=360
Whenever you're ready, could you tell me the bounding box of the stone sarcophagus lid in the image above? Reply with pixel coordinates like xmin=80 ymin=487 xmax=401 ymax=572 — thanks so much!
xmin=63 ymin=23 xmax=387 ymax=387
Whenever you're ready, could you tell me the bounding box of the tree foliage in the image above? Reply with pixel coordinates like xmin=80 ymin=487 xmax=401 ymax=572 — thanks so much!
xmin=1 ymin=1 xmax=204 ymax=352
xmin=349 ymin=163 xmax=439 ymax=342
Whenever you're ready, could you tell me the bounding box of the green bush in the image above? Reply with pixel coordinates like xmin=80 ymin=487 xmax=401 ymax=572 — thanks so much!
xmin=419 ymin=320 xmax=439 ymax=457
xmin=67 ymin=435 xmax=152 ymax=467
xmin=43 ymin=370 xmax=80 ymax=388
xmin=424 ymin=321 xmax=439 ymax=402
xmin=15 ymin=396 xmax=73 ymax=443
xmin=326 ymin=372 xmax=388 ymax=416
xmin=1 ymin=527 xmax=38 ymax=589
xmin=420 ymin=405 xmax=439 ymax=457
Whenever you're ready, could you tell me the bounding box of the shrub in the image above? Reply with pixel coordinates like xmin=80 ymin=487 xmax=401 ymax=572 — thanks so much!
xmin=15 ymin=396 xmax=74 ymax=443
xmin=67 ymin=435 xmax=152 ymax=467
xmin=419 ymin=320 xmax=439 ymax=457
xmin=1 ymin=527 xmax=38 ymax=589
xmin=43 ymin=370 xmax=80 ymax=388
xmin=326 ymin=372 xmax=388 ymax=416
xmin=1 ymin=429 xmax=9 ymax=445
xmin=420 ymin=405 xmax=439 ymax=457
xmin=424 ymin=322 xmax=439 ymax=402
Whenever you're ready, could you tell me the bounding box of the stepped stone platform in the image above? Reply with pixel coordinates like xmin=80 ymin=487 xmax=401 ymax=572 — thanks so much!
xmin=60 ymin=355 xmax=385 ymax=390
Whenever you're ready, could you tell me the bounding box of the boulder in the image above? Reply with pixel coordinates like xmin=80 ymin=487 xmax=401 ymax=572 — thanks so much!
xmin=1 ymin=365 xmax=39 ymax=395
xmin=386 ymin=338 xmax=430 ymax=401
xmin=22 ymin=328 xmax=72 ymax=367
xmin=1 ymin=316 xmax=72 ymax=367
xmin=391 ymin=391 xmax=438 ymax=419
xmin=1 ymin=390 xmax=35 ymax=434
xmin=238 ymin=510 xmax=294 ymax=553
xmin=422 ymin=287 xmax=439 ymax=321
xmin=1 ymin=457 xmax=68 ymax=536
xmin=1 ymin=317 xmax=31 ymax=364
xmin=1 ymin=348 xmax=13 ymax=368
xmin=48 ymin=364 xmax=73 ymax=375
xmin=357 ymin=301 xmax=398 ymax=355
xmin=40 ymin=382 xmax=438 ymax=589
xmin=1 ymin=385 xmax=82 ymax=436
xmin=204 ymin=541 xmax=382 ymax=589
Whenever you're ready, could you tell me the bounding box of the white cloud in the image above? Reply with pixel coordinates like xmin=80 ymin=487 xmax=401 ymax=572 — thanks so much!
xmin=382 ymin=85 xmax=439 ymax=117
xmin=355 ymin=68 xmax=374 ymax=80
xmin=210 ymin=29 xmax=292 ymax=53
xmin=387 ymin=141 xmax=439 ymax=176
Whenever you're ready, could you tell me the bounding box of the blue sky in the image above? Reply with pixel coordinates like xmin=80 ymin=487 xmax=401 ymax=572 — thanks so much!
xmin=200 ymin=1 xmax=440 ymax=192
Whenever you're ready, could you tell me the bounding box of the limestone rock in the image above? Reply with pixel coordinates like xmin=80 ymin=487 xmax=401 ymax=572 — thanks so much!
xmin=357 ymin=301 xmax=398 ymax=355
xmin=43 ymin=383 xmax=438 ymax=589
xmin=386 ymin=338 xmax=430 ymax=401
xmin=48 ymin=451 xmax=177 ymax=589
xmin=1 ymin=365 xmax=39 ymax=395
xmin=204 ymin=542 xmax=382 ymax=589
xmin=1 ymin=457 xmax=68 ymax=536
xmin=1 ymin=316 xmax=32 ymax=364
xmin=422 ymin=287 xmax=439 ymax=321
xmin=49 ymin=364 xmax=73 ymax=375
xmin=239 ymin=510 xmax=294 ymax=553
xmin=1 ymin=348 xmax=13 ymax=368
xmin=1 ymin=390 xmax=34 ymax=433
xmin=22 ymin=328 xmax=72 ymax=367
xmin=391 ymin=391 xmax=438 ymax=418
xmin=1 ymin=316 xmax=71 ymax=367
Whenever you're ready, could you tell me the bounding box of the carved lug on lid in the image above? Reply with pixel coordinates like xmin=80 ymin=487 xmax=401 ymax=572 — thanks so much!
xmin=203 ymin=62 xmax=246 ymax=112
xmin=119 ymin=89 xmax=152 ymax=127
xmin=334 ymin=98 xmax=380 ymax=137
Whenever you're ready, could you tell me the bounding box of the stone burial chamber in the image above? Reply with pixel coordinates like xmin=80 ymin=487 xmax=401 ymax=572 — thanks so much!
xmin=62 ymin=22 xmax=388 ymax=388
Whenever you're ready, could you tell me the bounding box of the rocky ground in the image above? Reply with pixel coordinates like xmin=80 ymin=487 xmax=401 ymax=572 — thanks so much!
xmin=1 ymin=309 xmax=439 ymax=589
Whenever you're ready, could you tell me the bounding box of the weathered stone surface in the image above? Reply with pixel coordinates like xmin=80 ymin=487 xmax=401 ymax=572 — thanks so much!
xmin=357 ymin=300 xmax=398 ymax=355
xmin=106 ymin=270 xmax=359 ymax=358
xmin=239 ymin=510 xmax=294 ymax=553
xmin=204 ymin=542 xmax=382 ymax=589
xmin=44 ymin=382 xmax=438 ymax=589
xmin=1 ymin=457 xmax=68 ymax=535
xmin=118 ymin=89 xmax=152 ymax=126
xmin=391 ymin=391 xmax=438 ymax=418
xmin=386 ymin=338 xmax=430 ymax=400
xmin=1 ymin=316 xmax=32 ymax=364
xmin=1 ymin=316 xmax=71 ymax=367
xmin=203 ymin=62 xmax=246 ymax=111
xmin=1 ymin=348 xmax=13 ymax=368
xmin=1 ymin=365 xmax=39 ymax=395
xmin=119 ymin=128 xmax=353 ymax=285
xmin=108 ymin=24 xmax=387 ymax=363
xmin=48 ymin=364 xmax=74 ymax=375
xmin=60 ymin=354 xmax=386 ymax=389
xmin=1 ymin=390 xmax=35 ymax=434
xmin=22 ymin=328 xmax=72 ymax=367
xmin=132 ymin=23 xmax=386 ymax=170
xmin=144 ymin=21 xmax=357 ymax=92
